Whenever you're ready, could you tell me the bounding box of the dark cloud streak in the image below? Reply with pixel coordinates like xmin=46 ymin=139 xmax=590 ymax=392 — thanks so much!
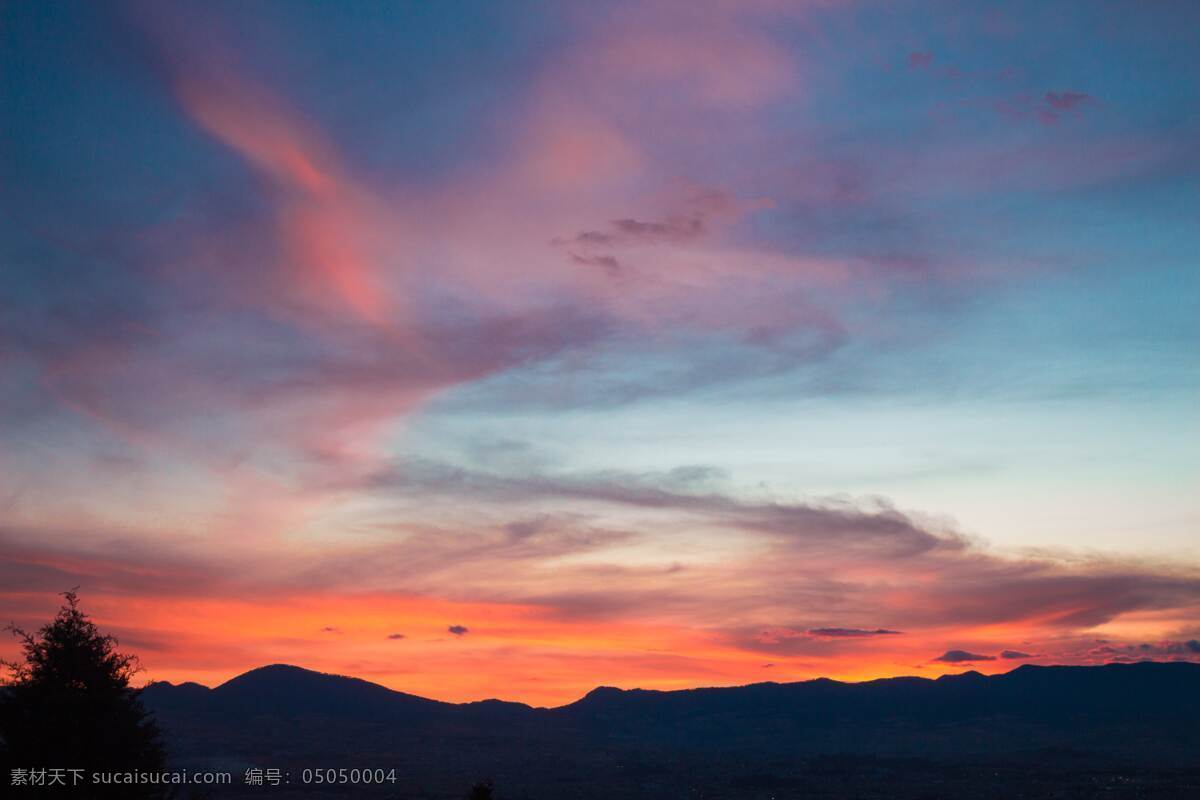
xmin=933 ymin=649 xmax=995 ymax=663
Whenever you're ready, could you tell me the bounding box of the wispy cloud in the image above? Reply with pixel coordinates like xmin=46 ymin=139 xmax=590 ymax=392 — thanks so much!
xmin=932 ymin=650 xmax=996 ymax=663
xmin=1 ymin=0 xmax=1197 ymax=706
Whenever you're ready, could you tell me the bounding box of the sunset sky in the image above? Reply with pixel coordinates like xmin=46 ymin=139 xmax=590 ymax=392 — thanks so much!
xmin=2 ymin=0 xmax=1198 ymax=706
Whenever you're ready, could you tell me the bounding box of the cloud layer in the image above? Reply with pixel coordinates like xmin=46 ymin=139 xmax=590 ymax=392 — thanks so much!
xmin=1 ymin=0 xmax=1197 ymax=704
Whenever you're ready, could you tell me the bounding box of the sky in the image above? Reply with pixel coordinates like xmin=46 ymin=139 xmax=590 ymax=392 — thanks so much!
xmin=1 ymin=0 xmax=1198 ymax=706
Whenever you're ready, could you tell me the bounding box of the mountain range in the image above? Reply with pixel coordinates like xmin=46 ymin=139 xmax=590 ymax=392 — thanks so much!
xmin=142 ymin=661 xmax=1200 ymax=799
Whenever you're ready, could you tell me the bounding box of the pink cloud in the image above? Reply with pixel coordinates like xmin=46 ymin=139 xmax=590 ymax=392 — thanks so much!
xmin=908 ymin=51 xmax=934 ymax=69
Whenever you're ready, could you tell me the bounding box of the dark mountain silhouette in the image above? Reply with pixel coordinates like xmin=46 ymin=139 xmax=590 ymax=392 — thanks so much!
xmin=142 ymin=662 xmax=1200 ymax=799
xmin=144 ymin=663 xmax=449 ymax=719
xmin=144 ymin=660 xmax=1199 ymax=728
xmin=557 ymin=661 xmax=1200 ymax=728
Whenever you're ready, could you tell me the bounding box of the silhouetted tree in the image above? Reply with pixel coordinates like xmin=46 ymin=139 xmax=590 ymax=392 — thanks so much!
xmin=465 ymin=778 xmax=495 ymax=800
xmin=1 ymin=590 xmax=169 ymax=798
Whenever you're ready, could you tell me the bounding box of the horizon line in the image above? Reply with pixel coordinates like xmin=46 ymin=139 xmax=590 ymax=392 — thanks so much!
xmin=139 ymin=659 xmax=1195 ymax=710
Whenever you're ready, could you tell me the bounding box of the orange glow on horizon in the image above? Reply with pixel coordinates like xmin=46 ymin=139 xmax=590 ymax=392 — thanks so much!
xmin=0 ymin=589 xmax=1126 ymax=707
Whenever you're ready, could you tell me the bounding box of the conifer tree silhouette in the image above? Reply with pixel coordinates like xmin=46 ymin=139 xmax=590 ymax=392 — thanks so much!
xmin=1 ymin=590 xmax=169 ymax=798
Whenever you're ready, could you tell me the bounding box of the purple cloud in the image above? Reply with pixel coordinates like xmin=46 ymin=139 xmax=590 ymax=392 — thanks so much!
xmin=933 ymin=649 xmax=996 ymax=663
xmin=908 ymin=52 xmax=933 ymax=69
xmin=569 ymin=252 xmax=622 ymax=275
xmin=807 ymin=627 xmax=903 ymax=638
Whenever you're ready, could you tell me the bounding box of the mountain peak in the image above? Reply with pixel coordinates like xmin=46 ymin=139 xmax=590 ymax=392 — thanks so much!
xmin=218 ymin=663 xmax=328 ymax=686
xmin=184 ymin=663 xmax=449 ymax=718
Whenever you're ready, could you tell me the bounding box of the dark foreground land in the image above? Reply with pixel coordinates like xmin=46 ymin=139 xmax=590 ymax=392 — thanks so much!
xmin=142 ymin=661 xmax=1200 ymax=799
